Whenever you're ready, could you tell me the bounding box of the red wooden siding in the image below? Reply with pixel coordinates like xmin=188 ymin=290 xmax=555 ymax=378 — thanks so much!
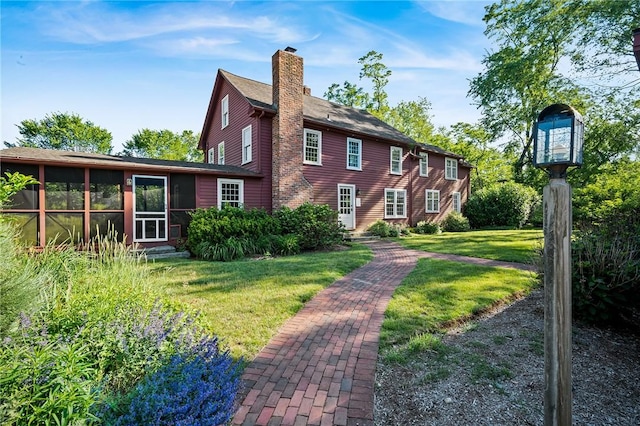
xmin=203 ymin=77 xmax=262 ymax=173
xmin=301 ymin=124 xmax=471 ymax=230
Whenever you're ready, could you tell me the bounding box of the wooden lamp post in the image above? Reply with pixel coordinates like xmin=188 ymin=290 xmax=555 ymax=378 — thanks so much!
xmin=533 ymin=103 xmax=584 ymax=426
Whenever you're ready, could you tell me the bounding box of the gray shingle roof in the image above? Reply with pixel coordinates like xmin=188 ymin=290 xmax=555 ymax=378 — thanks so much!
xmin=220 ymin=70 xmax=459 ymax=157
xmin=0 ymin=147 xmax=261 ymax=177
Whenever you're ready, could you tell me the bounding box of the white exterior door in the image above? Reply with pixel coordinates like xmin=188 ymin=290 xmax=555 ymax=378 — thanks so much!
xmin=132 ymin=175 xmax=168 ymax=242
xmin=337 ymin=184 xmax=356 ymax=230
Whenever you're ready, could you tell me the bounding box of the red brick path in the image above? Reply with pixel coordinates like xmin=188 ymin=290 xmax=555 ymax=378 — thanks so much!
xmin=231 ymin=241 xmax=534 ymax=425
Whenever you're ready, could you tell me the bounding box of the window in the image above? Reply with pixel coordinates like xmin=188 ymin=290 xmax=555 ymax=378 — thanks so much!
xmin=452 ymin=192 xmax=461 ymax=213
xmin=218 ymin=142 xmax=225 ymax=165
xmin=347 ymin=137 xmax=362 ymax=170
xmin=426 ymin=190 xmax=440 ymax=213
xmin=445 ymin=157 xmax=458 ymax=180
xmin=419 ymin=152 xmax=428 ymax=177
xmin=221 ymin=95 xmax=229 ymax=129
xmin=390 ymin=146 xmax=402 ymax=175
xmin=242 ymin=125 xmax=252 ymax=164
xmin=170 ymin=174 xmax=196 ymax=210
xmin=217 ymin=178 xmax=244 ymax=208
xmin=45 ymin=166 xmax=84 ymax=210
xmin=304 ymin=129 xmax=322 ymax=165
xmin=384 ymin=189 xmax=406 ymax=218
xmin=0 ymin=163 xmax=39 ymax=209
xmin=208 ymin=147 xmax=215 ymax=164
xmin=170 ymin=174 xmax=196 ymax=238
xmin=90 ymin=169 xmax=123 ymax=210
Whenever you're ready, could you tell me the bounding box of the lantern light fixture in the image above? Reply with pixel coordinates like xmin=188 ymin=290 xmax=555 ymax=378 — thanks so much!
xmin=532 ymin=103 xmax=584 ymax=178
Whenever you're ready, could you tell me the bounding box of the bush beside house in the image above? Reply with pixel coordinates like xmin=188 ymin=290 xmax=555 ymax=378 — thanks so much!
xmin=187 ymin=203 xmax=347 ymax=261
xmin=464 ymin=182 xmax=540 ymax=229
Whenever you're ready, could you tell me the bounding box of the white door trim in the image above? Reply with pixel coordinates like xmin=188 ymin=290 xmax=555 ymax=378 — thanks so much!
xmin=337 ymin=184 xmax=356 ymax=230
xmin=132 ymin=175 xmax=168 ymax=242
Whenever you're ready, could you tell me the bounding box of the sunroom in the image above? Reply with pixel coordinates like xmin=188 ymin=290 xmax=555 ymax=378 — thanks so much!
xmin=0 ymin=147 xmax=262 ymax=248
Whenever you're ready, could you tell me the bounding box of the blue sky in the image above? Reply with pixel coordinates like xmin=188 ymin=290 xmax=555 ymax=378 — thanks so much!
xmin=1 ymin=0 xmax=492 ymax=152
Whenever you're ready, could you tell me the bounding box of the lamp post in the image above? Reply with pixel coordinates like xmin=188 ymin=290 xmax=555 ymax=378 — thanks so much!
xmin=533 ymin=104 xmax=584 ymax=426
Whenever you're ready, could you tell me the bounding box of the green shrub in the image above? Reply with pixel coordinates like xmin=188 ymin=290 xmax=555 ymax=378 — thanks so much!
xmin=367 ymin=220 xmax=392 ymax=237
xmin=274 ymin=203 xmax=346 ymax=250
xmin=464 ymin=182 xmax=539 ymax=229
xmin=268 ymin=234 xmax=301 ymax=256
xmin=187 ymin=207 xmax=280 ymax=258
xmin=1 ymin=233 xmax=240 ymax=425
xmin=414 ymin=221 xmax=441 ymax=235
xmin=0 ymin=324 xmax=100 ymax=426
xmin=441 ymin=212 xmax=471 ymax=232
xmin=572 ymin=208 xmax=640 ymax=324
xmin=0 ymin=171 xmax=39 ymax=208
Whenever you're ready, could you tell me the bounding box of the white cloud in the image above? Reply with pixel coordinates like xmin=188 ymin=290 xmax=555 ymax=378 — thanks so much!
xmin=37 ymin=2 xmax=316 ymax=47
xmin=415 ymin=0 xmax=490 ymax=26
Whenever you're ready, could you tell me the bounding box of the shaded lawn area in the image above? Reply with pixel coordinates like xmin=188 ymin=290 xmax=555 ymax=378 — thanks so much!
xmin=149 ymin=244 xmax=372 ymax=360
xmin=397 ymin=229 xmax=544 ymax=263
xmin=380 ymin=258 xmax=537 ymax=360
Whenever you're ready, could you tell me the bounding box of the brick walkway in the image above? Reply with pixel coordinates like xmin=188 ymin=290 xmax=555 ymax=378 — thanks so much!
xmin=231 ymin=241 xmax=534 ymax=426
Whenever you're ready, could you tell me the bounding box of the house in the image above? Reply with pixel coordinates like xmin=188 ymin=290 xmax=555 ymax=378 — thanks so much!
xmin=198 ymin=47 xmax=471 ymax=231
xmin=0 ymin=48 xmax=471 ymax=248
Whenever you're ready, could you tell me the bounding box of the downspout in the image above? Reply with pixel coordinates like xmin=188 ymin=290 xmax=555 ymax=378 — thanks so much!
xmin=408 ymin=150 xmax=413 ymax=227
xmin=256 ymin=109 xmax=268 ymax=210
xmin=257 ymin=110 xmax=266 ymax=174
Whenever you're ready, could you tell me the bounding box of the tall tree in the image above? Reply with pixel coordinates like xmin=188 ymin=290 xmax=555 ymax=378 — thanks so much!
xmin=324 ymin=81 xmax=370 ymax=109
xmin=358 ymin=50 xmax=392 ymax=114
xmin=444 ymin=123 xmax=515 ymax=191
xmin=122 ymin=129 xmax=201 ymax=162
xmin=470 ymin=0 xmax=640 ymax=186
xmin=326 ymin=51 xmax=438 ymax=146
xmin=9 ymin=112 xmax=113 ymax=154
xmin=325 ymin=50 xmax=392 ymax=115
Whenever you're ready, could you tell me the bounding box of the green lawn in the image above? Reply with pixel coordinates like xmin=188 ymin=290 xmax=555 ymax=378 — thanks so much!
xmin=380 ymin=257 xmax=537 ymax=361
xmin=397 ymin=228 xmax=544 ymax=263
xmin=150 ymin=244 xmax=372 ymax=360
xmin=150 ymin=229 xmax=541 ymax=363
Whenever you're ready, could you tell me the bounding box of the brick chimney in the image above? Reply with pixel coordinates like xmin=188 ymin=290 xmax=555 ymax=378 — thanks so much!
xmin=271 ymin=48 xmax=314 ymax=209
xmin=634 ymin=28 xmax=640 ymax=71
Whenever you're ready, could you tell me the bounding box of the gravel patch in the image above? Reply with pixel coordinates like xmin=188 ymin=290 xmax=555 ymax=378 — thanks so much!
xmin=374 ymin=289 xmax=640 ymax=425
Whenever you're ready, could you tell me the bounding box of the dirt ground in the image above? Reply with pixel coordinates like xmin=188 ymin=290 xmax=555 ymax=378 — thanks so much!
xmin=374 ymin=289 xmax=640 ymax=425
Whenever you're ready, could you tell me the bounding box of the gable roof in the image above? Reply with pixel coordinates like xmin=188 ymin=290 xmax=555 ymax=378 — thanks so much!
xmin=0 ymin=147 xmax=261 ymax=177
xmin=201 ymin=69 xmax=463 ymax=159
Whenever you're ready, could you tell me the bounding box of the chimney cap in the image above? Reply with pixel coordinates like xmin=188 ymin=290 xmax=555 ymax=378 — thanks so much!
xmin=284 ymin=46 xmax=297 ymax=53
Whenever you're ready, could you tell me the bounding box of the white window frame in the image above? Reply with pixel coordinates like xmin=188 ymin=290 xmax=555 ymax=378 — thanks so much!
xmin=452 ymin=192 xmax=461 ymax=213
xmin=426 ymin=189 xmax=440 ymax=213
xmin=384 ymin=188 xmax=407 ymax=219
xmin=347 ymin=137 xmax=362 ymax=171
xmin=419 ymin=152 xmax=428 ymax=177
xmin=390 ymin=146 xmax=402 ymax=175
xmin=242 ymin=125 xmax=252 ymax=164
xmin=221 ymin=95 xmax=229 ymax=129
xmin=217 ymin=178 xmax=244 ymax=209
xmin=445 ymin=157 xmax=458 ymax=180
xmin=303 ymin=128 xmax=322 ymax=165
xmin=207 ymin=147 xmax=215 ymax=164
xmin=218 ymin=142 xmax=225 ymax=165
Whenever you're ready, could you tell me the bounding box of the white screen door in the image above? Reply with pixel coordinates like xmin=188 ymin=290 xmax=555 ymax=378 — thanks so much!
xmin=338 ymin=184 xmax=356 ymax=230
xmin=133 ymin=175 xmax=168 ymax=242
